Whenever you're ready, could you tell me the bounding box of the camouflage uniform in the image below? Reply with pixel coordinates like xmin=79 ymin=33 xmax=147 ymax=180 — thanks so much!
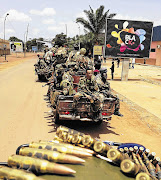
xmin=73 ymin=75 xmax=103 ymax=112
xmin=50 ymin=78 xmax=74 ymax=108
xmin=96 ymin=68 xmax=122 ymax=116
xmin=50 ymin=65 xmax=74 ymax=107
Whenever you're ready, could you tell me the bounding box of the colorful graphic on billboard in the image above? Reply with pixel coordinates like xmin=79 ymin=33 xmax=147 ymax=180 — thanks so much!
xmin=105 ymin=19 xmax=153 ymax=58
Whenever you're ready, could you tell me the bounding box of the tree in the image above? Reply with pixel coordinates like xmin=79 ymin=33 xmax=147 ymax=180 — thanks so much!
xmin=76 ymin=5 xmax=116 ymax=43
xmin=9 ymin=36 xmax=23 ymax=42
xmin=52 ymin=33 xmax=67 ymax=47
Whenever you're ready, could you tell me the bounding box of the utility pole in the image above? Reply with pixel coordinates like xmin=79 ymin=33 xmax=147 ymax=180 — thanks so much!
xmin=65 ymin=24 xmax=68 ymax=46
xmin=4 ymin=13 xmax=9 ymax=62
xmin=24 ymin=23 xmax=29 ymax=57
xmin=76 ymin=22 xmax=80 ymax=51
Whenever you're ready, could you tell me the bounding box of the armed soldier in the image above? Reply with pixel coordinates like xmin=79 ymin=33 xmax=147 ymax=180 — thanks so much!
xmin=50 ymin=65 xmax=74 ymax=108
xmin=66 ymin=44 xmax=79 ymax=65
xmin=96 ymin=68 xmax=123 ymax=116
xmin=73 ymin=67 xmax=104 ymax=116
xmin=70 ymin=48 xmax=93 ymax=71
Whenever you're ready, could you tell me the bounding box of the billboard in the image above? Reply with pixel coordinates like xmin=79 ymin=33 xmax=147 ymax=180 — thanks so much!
xmin=32 ymin=46 xmax=38 ymax=52
xmin=10 ymin=42 xmax=23 ymax=52
xmin=104 ymin=19 xmax=153 ymax=58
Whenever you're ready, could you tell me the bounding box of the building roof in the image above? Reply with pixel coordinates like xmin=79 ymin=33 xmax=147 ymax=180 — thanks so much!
xmin=152 ymin=26 xmax=161 ymax=41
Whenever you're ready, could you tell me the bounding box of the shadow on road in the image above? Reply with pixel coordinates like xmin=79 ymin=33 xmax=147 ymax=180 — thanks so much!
xmin=44 ymin=112 xmax=119 ymax=138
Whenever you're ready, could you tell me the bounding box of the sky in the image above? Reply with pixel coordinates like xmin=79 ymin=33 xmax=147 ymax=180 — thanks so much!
xmin=0 ymin=0 xmax=161 ymax=42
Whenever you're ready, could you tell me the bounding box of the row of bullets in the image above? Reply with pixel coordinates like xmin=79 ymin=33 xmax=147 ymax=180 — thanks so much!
xmin=56 ymin=125 xmax=161 ymax=180
xmin=0 ymin=134 xmax=94 ymax=180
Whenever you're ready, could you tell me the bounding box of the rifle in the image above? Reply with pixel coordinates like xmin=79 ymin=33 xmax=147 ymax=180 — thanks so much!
xmin=42 ymin=81 xmax=54 ymax=87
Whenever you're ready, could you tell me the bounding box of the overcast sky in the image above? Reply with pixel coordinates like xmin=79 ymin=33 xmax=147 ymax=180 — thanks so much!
xmin=0 ymin=0 xmax=161 ymax=41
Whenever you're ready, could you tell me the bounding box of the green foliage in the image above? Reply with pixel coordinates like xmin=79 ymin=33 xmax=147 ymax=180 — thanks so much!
xmin=76 ymin=5 xmax=116 ymax=43
xmin=9 ymin=36 xmax=23 ymax=42
xmin=52 ymin=33 xmax=67 ymax=47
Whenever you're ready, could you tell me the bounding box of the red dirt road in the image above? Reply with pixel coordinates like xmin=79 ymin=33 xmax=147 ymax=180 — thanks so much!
xmin=0 ymin=53 xmax=161 ymax=162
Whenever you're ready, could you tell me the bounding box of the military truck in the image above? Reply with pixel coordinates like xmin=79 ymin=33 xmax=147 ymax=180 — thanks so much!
xmin=52 ymin=71 xmax=116 ymax=124
xmin=54 ymin=95 xmax=116 ymax=124
xmin=34 ymin=57 xmax=52 ymax=81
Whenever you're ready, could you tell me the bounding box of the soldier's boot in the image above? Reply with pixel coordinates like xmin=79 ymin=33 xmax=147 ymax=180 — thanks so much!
xmin=114 ymin=110 xmax=123 ymax=117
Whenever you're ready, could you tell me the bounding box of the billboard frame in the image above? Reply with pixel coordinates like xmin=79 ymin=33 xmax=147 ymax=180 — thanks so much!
xmin=104 ymin=18 xmax=153 ymax=59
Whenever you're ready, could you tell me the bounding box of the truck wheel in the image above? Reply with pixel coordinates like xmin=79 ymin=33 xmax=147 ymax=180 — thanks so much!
xmin=55 ymin=111 xmax=60 ymax=124
xmin=95 ymin=120 xmax=102 ymax=125
xmin=38 ymin=74 xmax=41 ymax=81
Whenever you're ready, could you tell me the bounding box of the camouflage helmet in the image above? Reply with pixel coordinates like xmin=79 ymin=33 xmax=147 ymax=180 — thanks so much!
xmin=80 ymin=48 xmax=86 ymax=55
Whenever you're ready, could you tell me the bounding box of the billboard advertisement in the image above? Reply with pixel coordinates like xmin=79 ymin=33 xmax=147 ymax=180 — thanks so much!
xmin=10 ymin=42 xmax=23 ymax=52
xmin=32 ymin=46 xmax=38 ymax=52
xmin=104 ymin=19 xmax=153 ymax=58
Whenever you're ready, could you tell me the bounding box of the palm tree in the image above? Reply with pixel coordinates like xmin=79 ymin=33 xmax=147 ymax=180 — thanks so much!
xmin=76 ymin=5 xmax=116 ymax=43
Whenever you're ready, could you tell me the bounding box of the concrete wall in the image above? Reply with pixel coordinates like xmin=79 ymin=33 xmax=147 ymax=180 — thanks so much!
xmin=135 ymin=58 xmax=156 ymax=65
xmin=0 ymin=39 xmax=10 ymax=56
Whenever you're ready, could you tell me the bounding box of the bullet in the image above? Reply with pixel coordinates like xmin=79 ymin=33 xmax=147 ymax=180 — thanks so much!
xmin=143 ymin=153 xmax=156 ymax=178
xmin=0 ymin=165 xmax=44 ymax=180
xmin=120 ymin=159 xmax=141 ymax=175
xmin=39 ymin=140 xmax=94 ymax=154
xmin=93 ymin=141 xmax=111 ymax=155
xmin=144 ymin=149 xmax=150 ymax=156
xmin=133 ymin=146 xmax=138 ymax=154
xmin=132 ymin=153 xmax=140 ymax=165
xmin=138 ymin=146 xmax=145 ymax=156
xmin=156 ymin=164 xmax=161 ymax=180
xmin=124 ymin=147 xmax=128 ymax=153
xmin=8 ymin=155 xmax=76 ymax=175
xmin=19 ymin=147 xmax=85 ymax=164
xmin=107 ymin=149 xmax=129 ymax=165
xmin=137 ymin=154 xmax=149 ymax=173
xmin=136 ymin=172 xmax=153 ymax=180
xmin=29 ymin=142 xmax=92 ymax=158
xmin=148 ymin=152 xmax=156 ymax=161
xmin=82 ymin=135 xmax=96 ymax=148
xmin=56 ymin=126 xmax=84 ymax=137
xmin=118 ymin=148 xmax=124 ymax=153
xmin=71 ymin=134 xmax=83 ymax=144
xmin=128 ymin=147 xmax=134 ymax=157
xmin=152 ymin=157 xmax=160 ymax=166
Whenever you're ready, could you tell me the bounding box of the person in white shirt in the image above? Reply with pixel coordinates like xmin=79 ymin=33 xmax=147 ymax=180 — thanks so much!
xmin=132 ymin=58 xmax=135 ymax=69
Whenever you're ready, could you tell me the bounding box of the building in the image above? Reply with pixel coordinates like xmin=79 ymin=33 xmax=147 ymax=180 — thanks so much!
xmin=0 ymin=39 xmax=10 ymax=56
xmin=136 ymin=26 xmax=161 ymax=66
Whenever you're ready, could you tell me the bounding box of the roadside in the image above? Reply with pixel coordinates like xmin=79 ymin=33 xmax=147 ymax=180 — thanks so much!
xmin=0 ymin=52 xmax=40 ymax=72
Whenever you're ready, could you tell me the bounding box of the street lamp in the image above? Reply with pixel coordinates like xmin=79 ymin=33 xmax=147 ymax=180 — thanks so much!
xmin=76 ymin=22 xmax=80 ymax=51
xmin=4 ymin=13 xmax=9 ymax=62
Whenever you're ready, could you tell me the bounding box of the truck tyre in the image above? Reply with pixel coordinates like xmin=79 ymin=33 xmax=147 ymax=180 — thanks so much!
xmin=55 ymin=111 xmax=60 ymax=124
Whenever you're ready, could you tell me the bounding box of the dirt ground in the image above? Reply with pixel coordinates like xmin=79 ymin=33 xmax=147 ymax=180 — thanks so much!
xmin=0 ymin=53 xmax=161 ymax=162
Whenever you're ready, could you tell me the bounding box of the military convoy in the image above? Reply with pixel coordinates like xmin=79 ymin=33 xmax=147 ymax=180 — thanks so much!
xmin=35 ymin=46 xmax=121 ymax=124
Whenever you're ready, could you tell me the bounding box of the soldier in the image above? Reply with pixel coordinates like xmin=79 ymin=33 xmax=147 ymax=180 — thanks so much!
xmin=96 ymin=67 xmax=123 ymax=116
xmin=74 ymin=48 xmax=94 ymax=70
xmin=66 ymin=44 xmax=79 ymax=65
xmin=73 ymin=67 xmax=104 ymax=114
xmin=50 ymin=65 xmax=74 ymax=108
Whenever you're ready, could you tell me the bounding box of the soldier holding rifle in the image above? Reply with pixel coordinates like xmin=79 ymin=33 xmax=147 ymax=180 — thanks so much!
xmin=96 ymin=67 xmax=123 ymax=116
xmin=73 ymin=67 xmax=104 ymax=115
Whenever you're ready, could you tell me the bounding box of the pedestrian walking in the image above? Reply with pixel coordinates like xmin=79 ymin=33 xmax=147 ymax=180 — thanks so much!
xmin=132 ymin=58 xmax=135 ymax=68
xmin=110 ymin=61 xmax=114 ymax=80
xmin=116 ymin=58 xmax=120 ymax=68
